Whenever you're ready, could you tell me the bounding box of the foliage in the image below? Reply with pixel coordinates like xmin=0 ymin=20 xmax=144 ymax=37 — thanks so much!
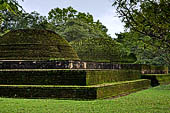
xmin=113 ymin=0 xmax=170 ymax=65
xmin=48 ymin=6 xmax=108 ymax=33
xmin=0 ymin=0 xmax=23 ymax=24
xmin=1 ymin=84 xmax=170 ymax=112
xmin=70 ymin=37 xmax=137 ymax=63
xmin=0 ymin=11 xmax=48 ymax=34
xmin=48 ymin=6 xmax=78 ymax=25
xmin=116 ymin=31 xmax=170 ymax=66
xmin=70 ymin=37 xmax=123 ymax=62
xmin=1 ymin=6 xmax=111 ymax=43
xmin=48 ymin=7 xmax=110 ymax=41
xmin=56 ymin=18 xmax=109 ymax=42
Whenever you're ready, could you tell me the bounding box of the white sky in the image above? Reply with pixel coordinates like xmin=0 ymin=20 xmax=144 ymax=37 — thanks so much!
xmin=18 ymin=0 xmax=124 ymax=38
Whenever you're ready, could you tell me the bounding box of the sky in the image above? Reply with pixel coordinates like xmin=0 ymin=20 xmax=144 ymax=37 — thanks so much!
xmin=18 ymin=0 xmax=124 ymax=38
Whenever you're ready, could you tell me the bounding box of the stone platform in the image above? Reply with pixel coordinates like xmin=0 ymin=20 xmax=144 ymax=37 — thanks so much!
xmin=0 ymin=69 xmax=151 ymax=99
xmin=0 ymin=79 xmax=150 ymax=99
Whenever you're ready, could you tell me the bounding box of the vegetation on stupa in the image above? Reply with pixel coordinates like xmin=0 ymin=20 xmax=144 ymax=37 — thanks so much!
xmin=0 ymin=29 xmax=79 ymax=60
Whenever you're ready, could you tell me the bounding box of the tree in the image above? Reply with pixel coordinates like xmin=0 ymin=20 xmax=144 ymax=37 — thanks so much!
xmin=70 ymin=37 xmax=120 ymax=62
xmin=0 ymin=11 xmax=48 ymax=35
xmin=1 ymin=6 xmax=110 ymax=42
xmin=48 ymin=6 xmax=77 ymax=25
xmin=51 ymin=18 xmax=109 ymax=42
xmin=48 ymin=7 xmax=110 ymax=41
xmin=116 ymin=32 xmax=167 ymax=65
xmin=113 ymin=0 xmax=170 ymax=65
xmin=59 ymin=19 xmax=93 ymax=42
xmin=70 ymin=37 xmax=136 ymax=63
xmin=0 ymin=0 xmax=23 ymax=24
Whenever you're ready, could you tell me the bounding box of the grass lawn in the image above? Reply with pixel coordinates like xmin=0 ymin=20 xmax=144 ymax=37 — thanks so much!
xmin=0 ymin=84 xmax=170 ymax=113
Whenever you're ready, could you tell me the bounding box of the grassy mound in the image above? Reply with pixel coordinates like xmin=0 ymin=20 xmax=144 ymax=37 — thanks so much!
xmin=0 ymin=29 xmax=79 ymax=60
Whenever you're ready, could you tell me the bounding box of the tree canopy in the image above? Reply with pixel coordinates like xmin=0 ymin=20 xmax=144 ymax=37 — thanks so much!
xmin=0 ymin=0 xmax=23 ymax=24
xmin=70 ymin=37 xmax=137 ymax=63
xmin=47 ymin=7 xmax=110 ymax=41
xmin=113 ymin=0 xmax=170 ymax=66
xmin=0 ymin=11 xmax=48 ymax=34
xmin=1 ymin=6 xmax=111 ymax=42
xmin=116 ymin=31 xmax=169 ymax=65
xmin=113 ymin=0 xmax=170 ymax=42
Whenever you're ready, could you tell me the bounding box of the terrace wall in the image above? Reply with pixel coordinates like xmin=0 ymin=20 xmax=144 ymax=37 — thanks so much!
xmin=0 ymin=60 xmax=168 ymax=74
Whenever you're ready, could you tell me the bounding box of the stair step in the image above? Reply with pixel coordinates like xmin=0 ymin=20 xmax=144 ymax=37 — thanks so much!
xmin=0 ymin=79 xmax=150 ymax=99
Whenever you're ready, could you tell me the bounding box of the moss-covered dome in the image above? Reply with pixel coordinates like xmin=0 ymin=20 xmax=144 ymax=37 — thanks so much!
xmin=0 ymin=29 xmax=79 ymax=60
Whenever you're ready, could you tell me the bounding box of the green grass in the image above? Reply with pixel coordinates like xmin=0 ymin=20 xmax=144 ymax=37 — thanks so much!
xmin=0 ymin=84 xmax=170 ymax=113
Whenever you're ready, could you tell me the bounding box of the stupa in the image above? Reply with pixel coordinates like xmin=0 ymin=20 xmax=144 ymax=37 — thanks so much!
xmin=0 ymin=29 xmax=167 ymax=99
xmin=0 ymin=29 xmax=79 ymax=60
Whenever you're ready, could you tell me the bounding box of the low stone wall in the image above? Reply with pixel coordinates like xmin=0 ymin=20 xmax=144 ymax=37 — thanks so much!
xmin=0 ymin=60 xmax=70 ymax=69
xmin=141 ymin=65 xmax=168 ymax=74
xmin=0 ymin=60 xmax=168 ymax=74
xmin=0 ymin=60 xmax=142 ymax=70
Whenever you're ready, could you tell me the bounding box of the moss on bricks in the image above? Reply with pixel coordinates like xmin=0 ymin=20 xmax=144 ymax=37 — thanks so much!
xmin=0 ymin=69 xmax=142 ymax=86
xmin=0 ymin=70 xmax=87 ymax=85
xmin=0 ymin=85 xmax=97 ymax=99
xmin=0 ymin=29 xmax=79 ymax=60
xmin=0 ymin=79 xmax=150 ymax=99
xmin=86 ymin=69 xmax=141 ymax=85
xmin=97 ymin=79 xmax=150 ymax=99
